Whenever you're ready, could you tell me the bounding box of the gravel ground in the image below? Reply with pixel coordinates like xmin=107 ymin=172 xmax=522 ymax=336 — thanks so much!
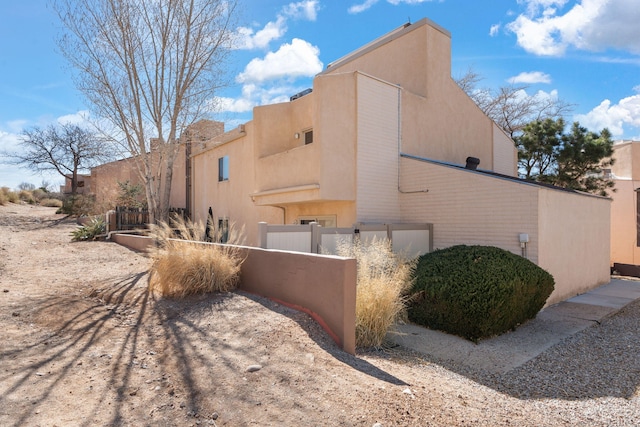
xmin=1 ymin=202 xmax=639 ymax=426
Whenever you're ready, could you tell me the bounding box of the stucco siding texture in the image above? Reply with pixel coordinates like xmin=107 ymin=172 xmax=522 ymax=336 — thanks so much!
xmin=610 ymin=179 xmax=640 ymax=266
xmin=538 ymin=189 xmax=611 ymax=304
xmin=355 ymin=74 xmax=402 ymax=223
xmin=399 ymin=157 xmax=539 ymax=261
xmin=492 ymin=123 xmax=518 ymax=176
xmin=192 ymin=132 xmax=282 ymax=246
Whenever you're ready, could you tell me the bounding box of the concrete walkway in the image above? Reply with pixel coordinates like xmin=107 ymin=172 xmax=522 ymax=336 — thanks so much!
xmin=387 ymin=278 xmax=640 ymax=374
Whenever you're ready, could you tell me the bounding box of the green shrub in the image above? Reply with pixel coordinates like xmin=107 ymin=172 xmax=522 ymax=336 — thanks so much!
xmin=115 ymin=180 xmax=147 ymax=209
xmin=40 ymin=198 xmax=64 ymax=208
xmin=336 ymin=238 xmax=416 ymax=349
xmin=71 ymin=216 xmax=106 ymax=241
xmin=408 ymin=245 xmax=554 ymax=342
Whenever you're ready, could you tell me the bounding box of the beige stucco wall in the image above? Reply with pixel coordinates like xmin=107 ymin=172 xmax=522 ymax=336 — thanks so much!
xmin=191 ymin=123 xmax=283 ymax=246
xmin=91 ymin=145 xmax=188 ymax=211
xmin=398 ymin=156 xmax=611 ymax=305
xmin=91 ymin=158 xmax=142 ymax=210
xmin=610 ymin=179 xmax=640 ymax=266
xmin=611 ymin=142 xmax=640 ymax=180
xmin=240 ymin=248 xmax=357 ymax=354
xmin=492 ymin=123 xmax=518 ymax=176
xmin=609 ymin=142 xmax=640 ymax=267
xmin=315 ymin=73 xmax=358 ymax=202
xmin=399 ymin=156 xmax=539 ymax=260
xmin=537 ymin=189 xmax=611 ymax=304
xmin=323 ymin=18 xmax=510 ymax=172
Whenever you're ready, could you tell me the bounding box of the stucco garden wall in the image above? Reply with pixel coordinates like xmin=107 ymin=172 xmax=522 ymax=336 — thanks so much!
xmin=538 ymin=189 xmax=611 ymax=303
xmin=109 ymin=234 xmax=357 ymax=354
xmin=398 ymin=156 xmax=611 ymax=305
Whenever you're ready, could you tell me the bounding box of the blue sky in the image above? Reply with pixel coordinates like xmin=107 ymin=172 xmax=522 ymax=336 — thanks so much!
xmin=1 ymin=0 xmax=640 ymax=190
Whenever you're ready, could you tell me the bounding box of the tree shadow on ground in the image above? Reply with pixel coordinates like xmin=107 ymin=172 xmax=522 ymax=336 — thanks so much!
xmin=240 ymin=291 xmax=408 ymax=386
xmin=0 ymin=273 xmax=407 ymax=427
xmin=0 ymin=272 xmax=149 ymax=427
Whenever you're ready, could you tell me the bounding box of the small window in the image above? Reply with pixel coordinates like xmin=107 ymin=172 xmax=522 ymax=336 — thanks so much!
xmin=218 ymin=156 xmax=229 ymax=182
xmin=218 ymin=218 xmax=229 ymax=243
xmin=304 ymin=130 xmax=313 ymax=145
xmin=636 ymin=189 xmax=640 ymax=247
xmin=298 ymin=215 xmax=336 ymax=228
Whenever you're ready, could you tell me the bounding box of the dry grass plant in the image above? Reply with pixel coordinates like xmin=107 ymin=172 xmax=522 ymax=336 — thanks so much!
xmin=1 ymin=187 xmax=20 ymax=205
xmin=336 ymin=238 xmax=416 ymax=349
xmin=40 ymin=198 xmax=64 ymax=208
xmin=149 ymin=216 xmax=246 ymax=298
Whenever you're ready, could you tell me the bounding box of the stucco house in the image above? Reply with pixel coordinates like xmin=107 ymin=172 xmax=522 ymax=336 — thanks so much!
xmin=610 ymin=141 xmax=640 ymax=275
xmin=61 ymin=174 xmax=92 ymax=195
xmin=188 ymin=17 xmax=610 ymax=305
xmin=87 ymin=120 xmax=224 ymax=211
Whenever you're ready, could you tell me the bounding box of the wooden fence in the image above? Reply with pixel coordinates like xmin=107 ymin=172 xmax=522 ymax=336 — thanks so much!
xmin=113 ymin=207 xmax=188 ymax=231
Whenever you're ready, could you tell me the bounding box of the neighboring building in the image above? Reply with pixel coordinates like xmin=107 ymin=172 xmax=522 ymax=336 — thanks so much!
xmin=610 ymin=141 xmax=640 ymax=275
xmin=189 ymin=17 xmax=611 ymax=305
xmin=61 ymin=174 xmax=92 ymax=195
xmin=89 ymin=119 xmax=224 ymax=212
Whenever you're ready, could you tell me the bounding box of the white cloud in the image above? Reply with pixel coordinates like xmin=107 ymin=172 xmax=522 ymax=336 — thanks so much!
xmin=282 ymin=0 xmax=320 ymax=21
xmin=235 ymin=1 xmax=320 ymax=50
xmin=508 ymin=71 xmax=552 ymax=84
xmin=574 ymin=95 xmax=640 ymax=136
xmin=489 ymin=24 xmax=501 ymax=37
xmin=6 ymin=120 xmax=28 ymax=134
xmin=348 ymin=0 xmax=434 ymax=14
xmin=236 ymin=16 xmax=287 ymax=50
xmin=0 ymin=129 xmax=21 ymax=155
xmin=237 ymin=38 xmax=323 ymax=84
xmin=56 ymin=110 xmax=91 ymax=126
xmin=507 ymin=0 xmax=640 ymax=56
xmin=348 ymin=0 xmax=379 ymax=14
xmin=214 ymin=83 xmax=310 ymax=115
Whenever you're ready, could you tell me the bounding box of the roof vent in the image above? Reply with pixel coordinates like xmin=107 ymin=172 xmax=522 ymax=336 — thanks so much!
xmin=290 ymin=88 xmax=312 ymax=101
xmin=465 ymin=157 xmax=480 ymax=170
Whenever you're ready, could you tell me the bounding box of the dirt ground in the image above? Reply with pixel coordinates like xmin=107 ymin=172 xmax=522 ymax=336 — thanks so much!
xmin=0 ymin=203 xmax=637 ymax=427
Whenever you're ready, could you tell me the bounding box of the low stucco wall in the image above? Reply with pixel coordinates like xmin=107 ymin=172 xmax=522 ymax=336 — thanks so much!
xmin=110 ymin=232 xmax=154 ymax=252
xmin=110 ymin=233 xmax=357 ymax=354
xmin=538 ymin=189 xmax=611 ymax=304
xmin=239 ymin=248 xmax=356 ymax=355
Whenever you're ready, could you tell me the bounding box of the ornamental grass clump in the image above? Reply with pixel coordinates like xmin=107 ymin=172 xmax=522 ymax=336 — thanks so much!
xmin=408 ymin=245 xmax=554 ymax=342
xmin=336 ymin=238 xmax=416 ymax=349
xmin=149 ymin=216 xmax=245 ymax=299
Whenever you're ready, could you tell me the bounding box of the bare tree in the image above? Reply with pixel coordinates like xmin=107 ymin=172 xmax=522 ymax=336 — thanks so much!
xmin=4 ymin=124 xmax=109 ymax=195
xmin=455 ymin=68 xmax=574 ymax=138
xmin=54 ymin=0 xmax=238 ymax=222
